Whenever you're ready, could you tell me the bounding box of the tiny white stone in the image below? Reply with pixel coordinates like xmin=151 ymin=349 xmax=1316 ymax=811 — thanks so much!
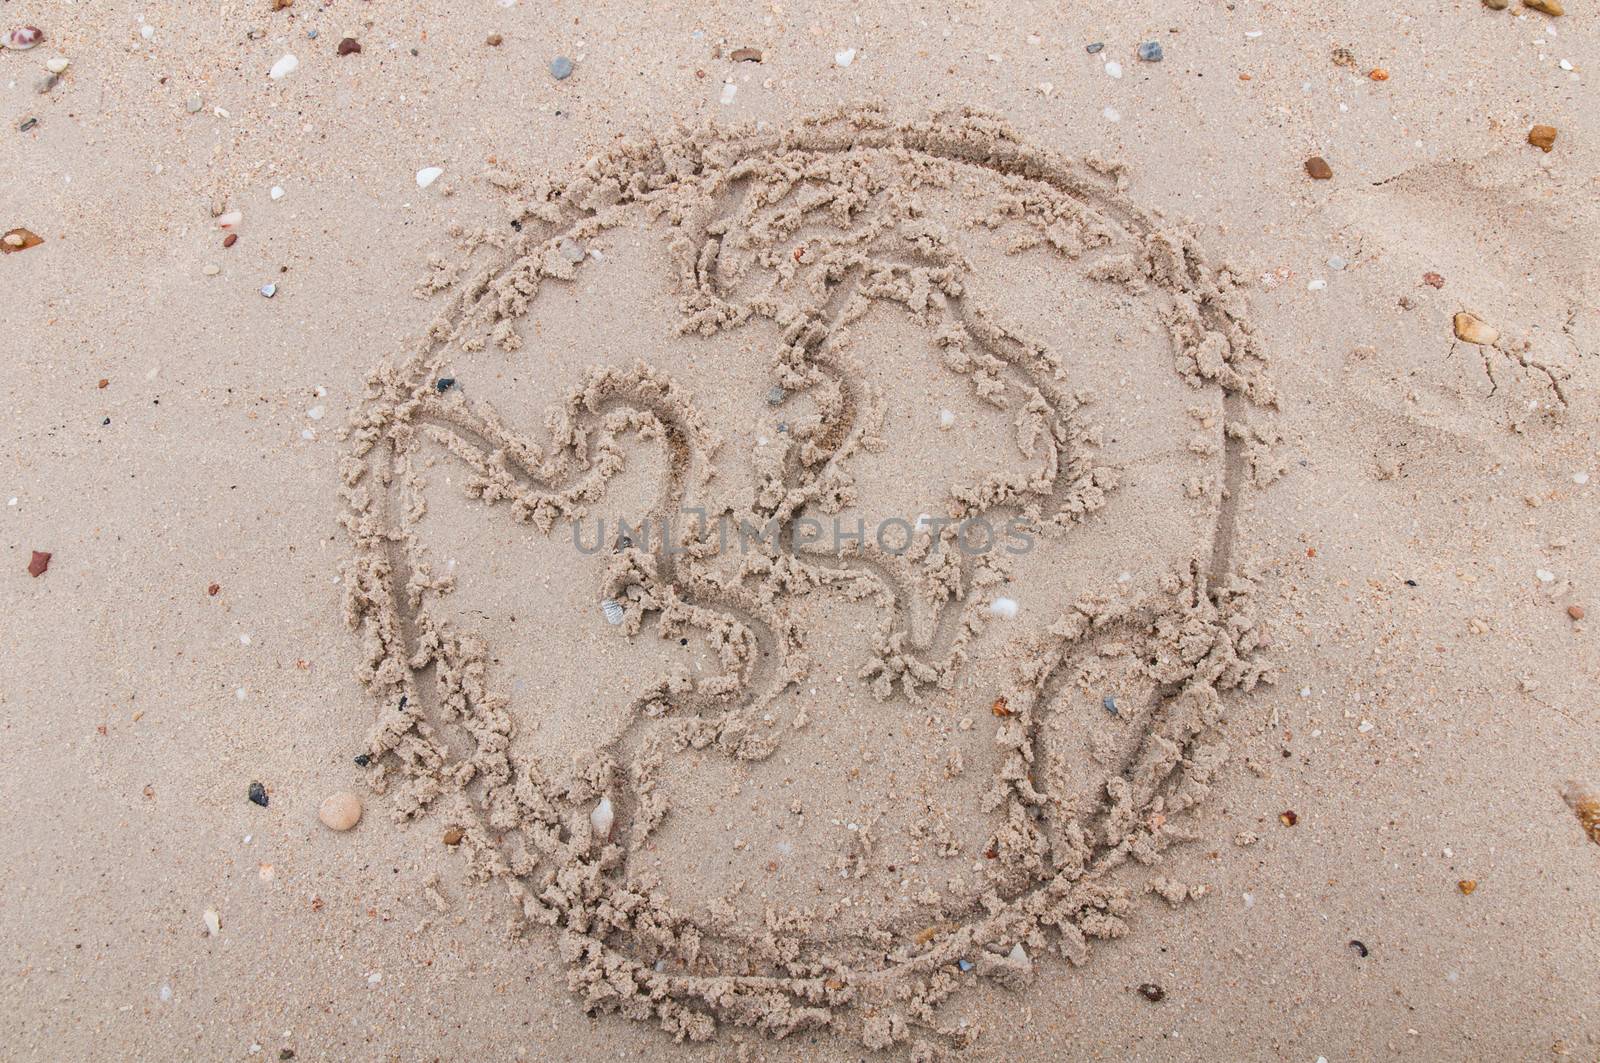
xmin=835 ymin=48 xmax=856 ymax=67
xmin=1246 ymin=30 xmax=1263 ymax=38
xmin=140 ymin=24 xmax=155 ymax=41
xmin=235 ymin=687 xmax=247 ymax=700
xmin=1574 ymin=472 xmax=1589 ymax=485
xmin=1558 ymin=58 xmax=1573 ymax=70
xmin=1008 ymin=943 xmax=1028 ymax=964
xmin=239 ymin=634 xmax=251 ymax=645
xmin=308 ymin=405 xmax=325 ymax=420
xmin=720 ymin=81 xmax=737 ymax=104
xmin=203 ymin=909 xmax=221 ymax=936
xmin=270 ymin=185 xmax=284 ymax=200
xmin=938 ymin=409 xmax=956 ymax=429
xmin=1358 ymin=720 xmax=1374 ymax=733
xmin=1102 ymin=105 xmax=1120 ymax=122
xmin=159 ymin=984 xmax=172 ymax=1003
xmin=1038 ymin=81 xmax=1054 ymax=96
xmin=1105 ymin=60 xmax=1122 ymax=78
xmin=366 ymin=971 xmax=382 ymax=987
xmin=415 ymin=166 xmax=443 ymax=188
xmin=1307 ymin=278 xmax=1327 ymax=291
xmin=988 ymin=597 xmax=1019 ymax=620
xmin=1243 ymin=892 xmax=1254 ymax=907
xmin=216 ymin=210 xmax=242 ymax=228
xmin=1536 ymin=568 xmax=1555 ymax=582
xmin=268 ymin=54 xmax=298 ymax=80
xmin=45 ymin=56 xmax=70 ymax=74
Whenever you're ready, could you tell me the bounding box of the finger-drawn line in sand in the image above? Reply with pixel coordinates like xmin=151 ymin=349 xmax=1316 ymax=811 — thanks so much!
xmin=341 ymin=106 xmax=1278 ymax=1055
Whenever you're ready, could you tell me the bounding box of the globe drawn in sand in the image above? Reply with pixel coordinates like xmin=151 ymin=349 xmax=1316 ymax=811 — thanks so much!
xmin=341 ymin=107 xmax=1279 ymax=1054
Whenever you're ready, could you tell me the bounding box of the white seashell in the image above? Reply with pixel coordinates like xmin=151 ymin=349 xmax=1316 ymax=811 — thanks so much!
xmin=835 ymin=48 xmax=856 ymax=67
xmin=1105 ymin=60 xmax=1122 ymax=78
xmin=601 ymin=598 xmax=624 ymax=625
xmin=45 ymin=56 xmax=69 ymax=74
xmin=269 ymin=54 xmax=298 ymax=80
xmin=415 ymin=166 xmax=443 ymax=189
xmin=203 ymin=908 xmax=221 ymax=936
xmin=4 ymin=27 xmax=45 ymax=51
xmin=988 ymin=597 xmax=1019 ymax=620
xmin=590 ymin=797 xmax=615 ymax=838
xmin=216 ymin=210 xmax=242 ymax=228
xmin=1008 ymin=943 xmax=1028 ymax=964
xmin=938 ymin=409 xmax=956 ymax=429
xmin=270 ymin=185 xmax=284 ymax=201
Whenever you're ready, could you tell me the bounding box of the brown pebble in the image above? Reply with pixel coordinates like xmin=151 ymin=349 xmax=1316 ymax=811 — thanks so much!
xmin=1484 ymin=0 xmax=1509 ymax=7
xmin=730 ymin=47 xmax=763 ymax=63
xmin=1368 ymin=67 xmax=1389 ymax=81
xmin=1523 ymin=0 xmax=1563 ymax=14
xmin=486 ymin=33 xmax=503 ymax=46
xmin=208 ymin=582 xmax=221 ymax=596
xmin=1422 ymin=271 xmax=1445 ymax=289
xmin=1138 ymin=983 xmax=1165 ymax=1002
xmin=98 ymin=378 xmax=109 ymax=388
xmin=223 ymin=233 xmax=238 ymax=248
xmin=1568 ymin=604 xmax=1585 ymax=621
xmin=27 ymin=550 xmax=51 ymax=577
xmin=337 ymin=37 xmax=361 ymax=56
xmin=1457 ymin=879 xmax=1477 ymax=895
xmin=271 ymin=0 xmax=294 ymax=9
xmin=443 ymin=827 xmax=465 ymax=845
xmin=1304 ymin=156 xmax=1333 ymax=180
xmin=1528 ymin=125 xmax=1558 ymax=152
xmin=1280 ymin=810 xmax=1298 ymax=827
xmin=317 ymin=791 xmax=362 ymax=831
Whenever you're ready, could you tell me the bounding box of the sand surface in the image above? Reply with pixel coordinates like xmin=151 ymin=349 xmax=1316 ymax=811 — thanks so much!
xmin=3 ymin=2 xmax=1597 ymax=1060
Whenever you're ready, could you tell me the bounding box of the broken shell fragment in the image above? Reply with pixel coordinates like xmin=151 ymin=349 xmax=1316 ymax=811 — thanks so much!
xmin=590 ymin=797 xmax=615 ymax=839
xmin=1452 ymin=312 xmax=1499 ymax=346
xmin=2 ymin=228 xmax=44 ymax=254
xmin=1562 ymin=781 xmax=1600 ymax=844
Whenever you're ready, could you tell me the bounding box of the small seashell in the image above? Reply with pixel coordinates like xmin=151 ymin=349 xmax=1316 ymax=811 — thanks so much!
xmin=260 ymin=283 xmax=277 ymax=298
xmin=216 ymin=210 xmax=242 ymax=228
xmin=601 ymin=598 xmax=625 ymax=625
xmin=939 ymin=409 xmax=956 ymax=429
xmin=203 ymin=908 xmax=222 ymax=936
xmin=270 ymin=185 xmax=284 ymax=201
xmin=1562 ymin=781 xmax=1600 ymax=844
xmin=1008 ymin=943 xmax=1029 ymax=964
xmin=834 ymin=48 xmax=857 ymax=67
xmin=269 ymin=54 xmax=298 ymax=80
xmin=45 ymin=56 xmax=69 ymax=74
xmin=1452 ymin=312 xmax=1498 ymax=346
xmin=590 ymin=796 xmax=615 ymax=838
xmin=416 ymin=166 xmax=443 ymax=189
xmin=1 ymin=228 xmax=44 ymax=254
xmin=4 ymin=26 xmax=44 ymax=50
xmin=987 ymin=597 xmax=1019 ymax=620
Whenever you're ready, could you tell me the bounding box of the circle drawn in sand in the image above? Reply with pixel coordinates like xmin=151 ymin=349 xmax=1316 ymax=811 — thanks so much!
xmin=342 ymin=107 xmax=1277 ymax=1054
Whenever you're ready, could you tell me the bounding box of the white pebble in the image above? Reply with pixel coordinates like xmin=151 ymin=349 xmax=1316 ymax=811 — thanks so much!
xmin=1536 ymin=569 xmax=1555 ymax=582
xmin=835 ymin=48 xmax=856 ymax=67
xmin=270 ymin=185 xmax=284 ymax=201
xmin=140 ymin=24 xmax=155 ymax=41
xmin=308 ymin=405 xmax=325 ymax=420
xmin=1105 ymin=60 xmax=1122 ymax=78
xmin=1038 ymin=81 xmax=1054 ymax=97
xmin=203 ymin=909 xmax=221 ymax=936
xmin=415 ymin=166 xmax=443 ymax=189
xmin=216 ymin=210 xmax=242 ymax=228
xmin=1102 ymin=105 xmax=1120 ymax=123
xmin=720 ymin=81 xmax=737 ymax=104
xmin=938 ymin=409 xmax=956 ymax=429
xmin=1307 ymin=278 xmax=1327 ymax=291
xmin=1574 ymin=472 xmax=1589 ymax=485
xmin=45 ymin=56 xmax=69 ymax=74
xmin=268 ymin=54 xmax=298 ymax=80
xmin=1558 ymin=59 xmax=1573 ymax=71
xmin=366 ymin=971 xmax=382 ymax=987
xmin=988 ymin=597 xmax=1019 ymax=620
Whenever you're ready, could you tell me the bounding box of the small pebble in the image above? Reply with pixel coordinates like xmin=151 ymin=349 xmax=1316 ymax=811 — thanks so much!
xmin=1568 ymin=605 xmax=1585 ymax=621
xmin=223 ymin=233 xmax=238 ymax=248
xmin=1484 ymin=0 xmax=1509 ymax=7
xmin=317 ymin=791 xmax=362 ymax=831
xmin=435 ymin=377 xmax=456 ymax=392
xmin=1138 ymin=983 xmax=1165 ymax=1002
xmin=337 ymin=37 xmax=361 ymax=56
xmin=1528 ymin=124 xmax=1558 ymax=152
xmin=45 ymin=56 xmax=69 ymax=74
xmin=1422 ymin=271 xmax=1445 ymax=289
xmin=442 ymin=826 xmax=465 ymax=845
xmin=1304 ymin=156 xmax=1334 ymax=180
xmin=1105 ymin=60 xmax=1122 ymax=78
xmin=270 ymin=185 xmax=284 ymax=201
xmin=1457 ymin=879 xmax=1477 ymax=895
xmin=248 ymin=781 xmax=269 ymax=807
xmin=767 ymin=385 xmax=786 ymax=405
xmin=306 ymin=28 xmax=318 ymax=39
xmin=186 ymin=95 xmax=203 ymax=113
xmin=487 ymin=33 xmax=503 ymax=46
xmin=1524 ymin=0 xmax=1563 ymax=14
xmin=19 ymin=117 xmax=38 ymax=132
xmin=1280 ymin=809 xmax=1298 ymax=826
xmin=1137 ymin=41 xmax=1164 ymax=62
xmin=416 ymin=166 xmax=443 ymax=189
xmin=202 ymin=264 xmax=220 ymax=276
xmin=27 ymin=550 xmax=51 ymax=577
xmin=1327 ymin=255 xmax=1347 ymax=271
xmin=1086 ymin=42 xmax=1104 ymax=54
xmin=1348 ymin=939 xmax=1369 ymax=957
xmin=268 ymin=54 xmax=298 ymax=80
xmin=550 ymin=55 xmax=574 ymax=79
xmin=1102 ymin=695 xmax=1118 ymax=716
xmin=260 ymin=283 xmax=277 ymax=298
xmin=835 ymin=48 xmax=857 ymax=67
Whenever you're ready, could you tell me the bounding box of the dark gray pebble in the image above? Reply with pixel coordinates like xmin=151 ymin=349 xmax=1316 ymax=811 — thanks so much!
xmin=1086 ymin=42 xmax=1104 ymax=54
xmin=1102 ymin=694 xmax=1118 ymax=715
xmin=1138 ymin=41 xmax=1164 ymax=62
xmin=436 ymin=377 xmax=456 ymax=392
xmin=248 ymin=781 xmax=269 ymax=807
